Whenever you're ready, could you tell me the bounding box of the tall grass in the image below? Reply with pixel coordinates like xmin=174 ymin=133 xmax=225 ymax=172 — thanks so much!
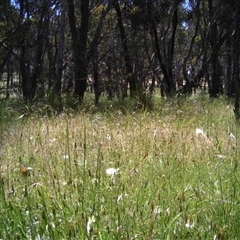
xmin=0 ymin=95 xmax=240 ymax=239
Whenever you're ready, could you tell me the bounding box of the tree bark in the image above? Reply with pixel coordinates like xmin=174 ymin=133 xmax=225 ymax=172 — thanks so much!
xmin=113 ymin=0 xmax=136 ymax=98
xmin=208 ymin=0 xmax=228 ymax=97
xmin=166 ymin=2 xmax=178 ymax=94
xmin=54 ymin=2 xmax=66 ymax=96
xmin=182 ymin=1 xmax=200 ymax=94
xmin=30 ymin=4 xmax=48 ymax=99
xmin=19 ymin=0 xmax=31 ymax=101
xmin=233 ymin=11 xmax=240 ymax=118
xmin=67 ymin=0 xmax=89 ymax=102
xmin=147 ymin=0 xmax=179 ymax=96
xmin=226 ymin=34 xmax=234 ymax=97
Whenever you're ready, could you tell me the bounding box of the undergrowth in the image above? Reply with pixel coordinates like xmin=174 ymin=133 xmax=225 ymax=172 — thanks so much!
xmin=0 ymin=94 xmax=240 ymax=239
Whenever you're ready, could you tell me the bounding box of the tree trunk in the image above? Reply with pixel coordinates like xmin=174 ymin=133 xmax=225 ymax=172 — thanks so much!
xmin=54 ymin=2 xmax=66 ymax=97
xmin=113 ymin=0 xmax=136 ymax=98
xmin=182 ymin=1 xmax=200 ymax=95
xmin=166 ymin=2 xmax=178 ymax=95
xmin=226 ymin=35 xmax=234 ymax=97
xmin=93 ymin=49 xmax=101 ymax=106
xmin=208 ymin=0 xmax=227 ymax=98
xmin=19 ymin=0 xmax=31 ymax=101
xmin=86 ymin=3 xmax=112 ymax=64
xmin=210 ymin=44 xmax=220 ymax=97
xmin=147 ymin=0 xmax=179 ymax=96
xmin=67 ymin=0 xmax=89 ymax=102
xmin=233 ymin=12 xmax=240 ymax=118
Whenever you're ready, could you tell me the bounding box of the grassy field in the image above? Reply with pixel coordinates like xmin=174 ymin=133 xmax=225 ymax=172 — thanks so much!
xmin=0 ymin=95 xmax=240 ymax=239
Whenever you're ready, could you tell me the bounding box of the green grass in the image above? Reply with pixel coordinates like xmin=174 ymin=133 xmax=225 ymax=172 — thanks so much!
xmin=0 ymin=95 xmax=240 ymax=239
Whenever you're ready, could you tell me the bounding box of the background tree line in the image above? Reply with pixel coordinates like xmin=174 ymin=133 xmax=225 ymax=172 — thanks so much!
xmin=0 ymin=0 xmax=240 ymax=115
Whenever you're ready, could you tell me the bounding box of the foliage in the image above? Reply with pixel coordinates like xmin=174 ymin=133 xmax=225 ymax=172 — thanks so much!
xmin=0 ymin=0 xmax=239 ymax=115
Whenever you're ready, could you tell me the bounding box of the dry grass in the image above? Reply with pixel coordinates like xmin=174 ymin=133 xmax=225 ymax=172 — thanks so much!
xmin=0 ymin=95 xmax=240 ymax=239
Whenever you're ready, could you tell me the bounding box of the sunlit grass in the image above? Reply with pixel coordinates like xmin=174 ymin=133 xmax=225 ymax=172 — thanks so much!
xmin=0 ymin=95 xmax=240 ymax=239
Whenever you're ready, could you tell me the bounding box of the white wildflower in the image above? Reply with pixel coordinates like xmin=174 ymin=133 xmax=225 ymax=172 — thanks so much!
xmin=185 ymin=219 xmax=195 ymax=229
xmin=229 ymin=132 xmax=236 ymax=141
xmin=18 ymin=114 xmax=25 ymax=119
xmin=106 ymin=168 xmax=119 ymax=178
xmin=165 ymin=207 xmax=170 ymax=216
xmin=87 ymin=216 xmax=95 ymax=234
xmin=117 ymin=194 xmax=123 ymax=203
xmin=215 ymin=154 xmax=226 ymax=159
xmin=196 ymin=128 xmax=204 ymax=136
xmin=61 ymin=181 xmax=68 ymax=186
xmin=50 ymin=138 xmax=57 ymax=142
xmin=63 ymin=155 xmax=69 ymax=160
xmin=105 ymin=134 xmax=112 ymax=141
xmin=153 ymin=206 xmax=162 ymax=215
xmin=117 ymin=193 xmax=128 ymax=203
xmin=153 ymin=128 xmax=158 ymax=138
xmin=91 ymin=178 xmax=98 ymax=184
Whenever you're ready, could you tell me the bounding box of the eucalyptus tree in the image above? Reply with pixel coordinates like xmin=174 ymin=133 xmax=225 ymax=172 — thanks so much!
xmin=87 ymin=2 xmax=113 ymax=104
xmin=232 ymin=4 xmax=240 ymax=118
xmin=66 ymin=0 xmax=112 ymax=102
xmin=46 ymin=0 xmax=67 ymax=109
xmin=0 ymin=0 xmax=21 ymax=98
xmin=181 ymin=0 xmax=201 ymax=94
xmin=179 ymin=0 xmax=235 ymax=97
xmin=66 ymin=0 xmax=89 ymax=101
xmin=17 ymin=0 xmax=57 ymax=101
xmin=207 ymin=0 xmax=228 ymax=97
xmin=0 ymin=0 xmax=13 ymax=76
xmin=112 ymin=0 xmax=137 ymax=98
xmin=146 ymin=0 xmax=184 ymax=96
xmin=122 ymin=0 xmax=160 ymax=93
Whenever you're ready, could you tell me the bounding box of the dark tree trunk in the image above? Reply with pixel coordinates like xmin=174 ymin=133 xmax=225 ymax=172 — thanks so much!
xmin=149 ymin=14 xmax=169 ymax=96
xmin=166 ymin=2 xmax=178 ymax=94
xmin=233 ymin=10 xmax=240 ymax=118
xmin=226 ymin=35 xmax=234 ymax=97
xmin=67 ymin=0 xmax=89 ymax=102
xmin=113 ymin=0 xmax=136 ymax=98
xmin=93 ymin=48 xmax=101 ymax=106
xmin=208 ymin=0 xmax=228 ymax=98
xmin=54 ymin=3 xmax=66 ymax=97
xmin=208 ymin=0 xmax=218 ymax=97
xmin=20 ymin=45 xmax=31 ymax=101
xmin=106 ymin=56 xmax=114 ymax=100
xmin=210 ymin=46 xmax=220 ymax=97
xmin=86 ymin=3 xmax=112 ymax=64
xmin=19 ymin=0 xmax=31 ymax=101
xmin=147 ymin=0 xmax=179 ymax=96
xmin=149 ymin=74 xmax=155 ymax=95
xmin=0 ymin=48 xmax=12 ymax=78
xmin=31 ymin=3 xmax=48 ymax=100
xmin=47 ymin=38 xmax=55 ymax=92
xmin=6 ymin=62 xmax=11 ymax=99
xmin=182 ymin=1 xmax=200 ymax=95
xmin=19 ymin=0 xmax=48 ymax=101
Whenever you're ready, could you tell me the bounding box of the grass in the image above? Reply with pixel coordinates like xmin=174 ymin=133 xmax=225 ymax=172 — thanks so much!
xmin=0 ymin=94 xmax=240 ymax=239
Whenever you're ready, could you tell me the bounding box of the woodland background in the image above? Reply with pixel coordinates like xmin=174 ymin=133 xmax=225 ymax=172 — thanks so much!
xmin=1 ymin=0 xmax=240 ymax=114
xmin=1 ymin=1 xmax=240 ymax=239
